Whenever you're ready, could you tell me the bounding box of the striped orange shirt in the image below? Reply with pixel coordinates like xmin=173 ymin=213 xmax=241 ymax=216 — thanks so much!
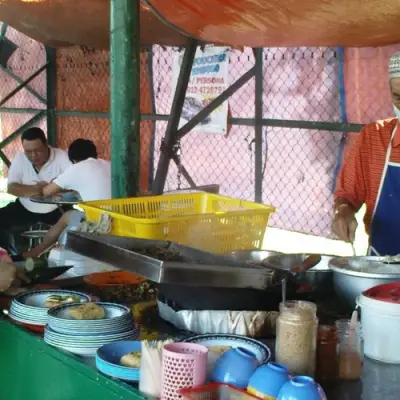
xmin=335 ymin=117 xmax=400 ymax=233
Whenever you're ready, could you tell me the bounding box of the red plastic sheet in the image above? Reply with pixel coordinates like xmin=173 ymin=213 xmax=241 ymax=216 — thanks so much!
xmin=0 ymin=0 xmax=186 ymax=48
xmin=145 ymin=0 xmax=400 ymax=47
xmin=1 ymin=0 xmax=400 ymax=47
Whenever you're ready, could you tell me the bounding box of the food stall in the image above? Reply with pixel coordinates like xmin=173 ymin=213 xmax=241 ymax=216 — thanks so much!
xmin=2 ymin=205 xmax=400 ymax=400
xmin=2 ymin=1 xmax=400 ymax=399
xmin=2 ymin=249 xmax=400 ymax=400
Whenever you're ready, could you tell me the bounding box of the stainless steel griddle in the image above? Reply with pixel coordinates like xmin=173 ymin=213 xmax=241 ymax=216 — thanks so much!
xmin=66 ymin=232 xmax=283 ymax=290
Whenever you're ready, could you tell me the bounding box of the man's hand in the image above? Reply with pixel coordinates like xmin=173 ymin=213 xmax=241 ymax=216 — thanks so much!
xmin=42 ymin=182 xmax=62 ymax=197
xmin=8 ymin=181 xmax=48 ymax=197
xmin=33 ymin=181 xmax=48 ymax=195
xmin=332 ymin=204 xmax=358 ymax=243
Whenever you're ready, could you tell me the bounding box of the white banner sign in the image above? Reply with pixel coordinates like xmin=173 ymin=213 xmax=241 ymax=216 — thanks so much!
xmin=172 ymin=46 xmax=230 ymax=134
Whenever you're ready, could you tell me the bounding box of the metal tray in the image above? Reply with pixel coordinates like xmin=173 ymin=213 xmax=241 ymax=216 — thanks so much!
xmin=66 ymin=232 xmax=281 ymax=290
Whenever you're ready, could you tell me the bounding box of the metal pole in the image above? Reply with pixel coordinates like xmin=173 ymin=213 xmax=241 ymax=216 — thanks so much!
xmin=46 ymin=47 xmax=57 ymax=146
xmin=0 ymin=65 xmax=46 ymax=104
xmin=110 ymin=0 xmax=140 ymax=198
xmin=147 ymin=47 xmax=156 ymax=191
xmin=254 ymin=48 xmax=263 ymax=203
xmin=0 ymin=111 xmax=46 ymax=150
xmin=0 ymin=150 xmax=10 ymax=167
xmin=152 ymin=39 xmax=198 ymax=194
xmin=176 ymin=66 xmax=256 ymax=140
xmin=172 ymin=156 xmax=196 ymax=187
xmin=0 ymin=63 xmax=48 ymax=108
xmin=331 ymin=46 xmax=348 ymax=193
xmin=0 ymin=24 xmax=8 ymax=41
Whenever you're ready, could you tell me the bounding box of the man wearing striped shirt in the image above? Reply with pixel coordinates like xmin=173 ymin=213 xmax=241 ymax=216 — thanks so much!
xmin=333 ymin=51 xmax=400 ymax=256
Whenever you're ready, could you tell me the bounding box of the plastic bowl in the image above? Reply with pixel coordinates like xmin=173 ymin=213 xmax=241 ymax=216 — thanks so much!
xmin=211 ymin=347 xmax=259 ymax=389
xmin=248 ymin=362 xmax=290 ymax=399
xmin=97 ymin=340 xmax=141 ymax=367
xmin=96 ymin=341 xmax=141 ymax=381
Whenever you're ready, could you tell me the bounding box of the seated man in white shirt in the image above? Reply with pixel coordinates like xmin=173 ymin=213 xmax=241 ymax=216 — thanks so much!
xmin=23 ymin=138 xmax=111 ymax=259
xmin=0 ymin=127 xmax=72 ymax=249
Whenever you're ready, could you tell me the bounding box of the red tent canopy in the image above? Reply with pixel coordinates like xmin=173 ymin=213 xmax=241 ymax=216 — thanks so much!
xmin=1 ymin=0 xmax=399 ymax=48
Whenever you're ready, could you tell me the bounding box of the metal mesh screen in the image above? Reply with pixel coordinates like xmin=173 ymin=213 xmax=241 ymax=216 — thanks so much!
xmin=55 ymin=46 xmax=154 ymax=192
xmin=151 ymin=46 xmax=393 ymax=237
xmin=0 ymin=25 xmax=46 ymax=163
xmin=0 ymin=24 xmax=397 ymax=238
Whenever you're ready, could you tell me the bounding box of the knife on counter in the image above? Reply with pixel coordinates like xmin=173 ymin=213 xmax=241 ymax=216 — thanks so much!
xmin=23 ymin=266 xmax=73 ymax=285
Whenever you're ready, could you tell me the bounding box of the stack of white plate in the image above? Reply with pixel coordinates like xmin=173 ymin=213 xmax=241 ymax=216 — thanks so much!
xmin=9 ymin=290 xmax=91 ymax=329
xmin=45 ymin=302 xmax=138 ymax=356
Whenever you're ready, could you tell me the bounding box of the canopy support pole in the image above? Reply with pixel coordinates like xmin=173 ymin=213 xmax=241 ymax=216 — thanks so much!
xmin=110 ymin=0 xmax=141 ymax=198
xmin=152 ymin=39 xmax=198 ymax=194
xmin=254 ymin=48 xmax=264 ymax=203
xmin=46 ymin=47 xmax=57 ymax=146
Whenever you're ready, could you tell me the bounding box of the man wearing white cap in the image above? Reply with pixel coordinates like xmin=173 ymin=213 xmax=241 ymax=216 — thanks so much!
xmin=333 ymin=51 xmax=400 ymax=256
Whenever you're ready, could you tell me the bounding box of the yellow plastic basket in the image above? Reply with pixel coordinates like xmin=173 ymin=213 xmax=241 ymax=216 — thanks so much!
xmin=80 ymin=193 xmax=275 ymax=254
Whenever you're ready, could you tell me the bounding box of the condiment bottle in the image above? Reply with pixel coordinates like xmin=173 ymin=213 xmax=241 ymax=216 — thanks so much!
xmin=316 ymin=325 xmax=339 ymax=383
xmin=335 ymin=319 xmax=364 ymax=380
xmin=275 ymin=300 xmax=318 ymax=376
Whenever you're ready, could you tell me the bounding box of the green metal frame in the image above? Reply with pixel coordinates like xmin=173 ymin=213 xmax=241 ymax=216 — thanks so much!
xmin=46 ymin=46 xmax=57 ymax=146
xmin=0 ymin=107 xmax=364 ymax=132
xmin=254 ymin=48 xmax=263 ymax=203
xmin=0 ymin=23 xmax=54 ymax=167
xmin=110 ymin=0 xmax=141 ymax=198
xmin=147 ymin=47 xmax=156 ymax=190
xmin=0 ymin=16 xmax=365 ymax=198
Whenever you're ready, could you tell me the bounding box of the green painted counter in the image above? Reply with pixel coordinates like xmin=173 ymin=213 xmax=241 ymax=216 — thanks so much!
xmin=0 ymin=320 xmax=146 ymax=400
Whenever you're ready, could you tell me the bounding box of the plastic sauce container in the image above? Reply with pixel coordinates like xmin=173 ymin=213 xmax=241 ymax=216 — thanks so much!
xmin=316 ymin=325 xmax=339 ymax=382
xmin=335 ymin=319 xmax=363 ymax=380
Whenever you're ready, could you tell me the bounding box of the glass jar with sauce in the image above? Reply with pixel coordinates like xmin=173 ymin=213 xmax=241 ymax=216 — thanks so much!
xmin=316 ymin=325 xmax=339 ymax=383
xmin=275 ymin=300 xmax=318 ymax=376
xmin=335 ymin=319 xmax=364 ymax=380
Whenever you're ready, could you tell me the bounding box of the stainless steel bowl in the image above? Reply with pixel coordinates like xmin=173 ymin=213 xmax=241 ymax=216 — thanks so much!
xmin=229 ymin=250 xmax=334 ymax=292
xmin=229 ymin=250 xmax=282 ymax=263
xmin=329 ymin=256 xmax=400 ymax=307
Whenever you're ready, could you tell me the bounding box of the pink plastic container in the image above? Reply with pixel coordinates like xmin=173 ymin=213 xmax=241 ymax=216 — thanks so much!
xmin=161 ymin=343 xmax=208 ymax=400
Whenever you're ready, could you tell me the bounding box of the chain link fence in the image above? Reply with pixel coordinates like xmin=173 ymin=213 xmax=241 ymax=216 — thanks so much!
xmin=0 ymin=24 xmax=397 ymax=238
xmin=0 ymin=24 xmax=47 ymax=206
xmin=152 ymin=46 xmax=400 ymax=237
xmin=0 ymin=24 xmax=47 ymax=163
xmin=55 ymin=46 xmax=154 ymax=193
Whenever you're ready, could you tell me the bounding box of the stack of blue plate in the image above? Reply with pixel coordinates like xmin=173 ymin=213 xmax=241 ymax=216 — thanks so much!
xmin=45 ymin=302 xmax=139 ymax=356
xmin=9 ymin=290 xmax=90 ymax=328
xmin=96 ymin=341 xmax=141 ymax=381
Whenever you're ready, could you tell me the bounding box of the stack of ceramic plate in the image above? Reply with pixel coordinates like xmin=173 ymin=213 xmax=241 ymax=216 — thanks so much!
xmin=96 ymin=341 xmax=141 ymax=381
xmin=9 ymin=290 xmax=91 ymax=333
xmin=45 ymin=302 xmax=139 ymax=356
